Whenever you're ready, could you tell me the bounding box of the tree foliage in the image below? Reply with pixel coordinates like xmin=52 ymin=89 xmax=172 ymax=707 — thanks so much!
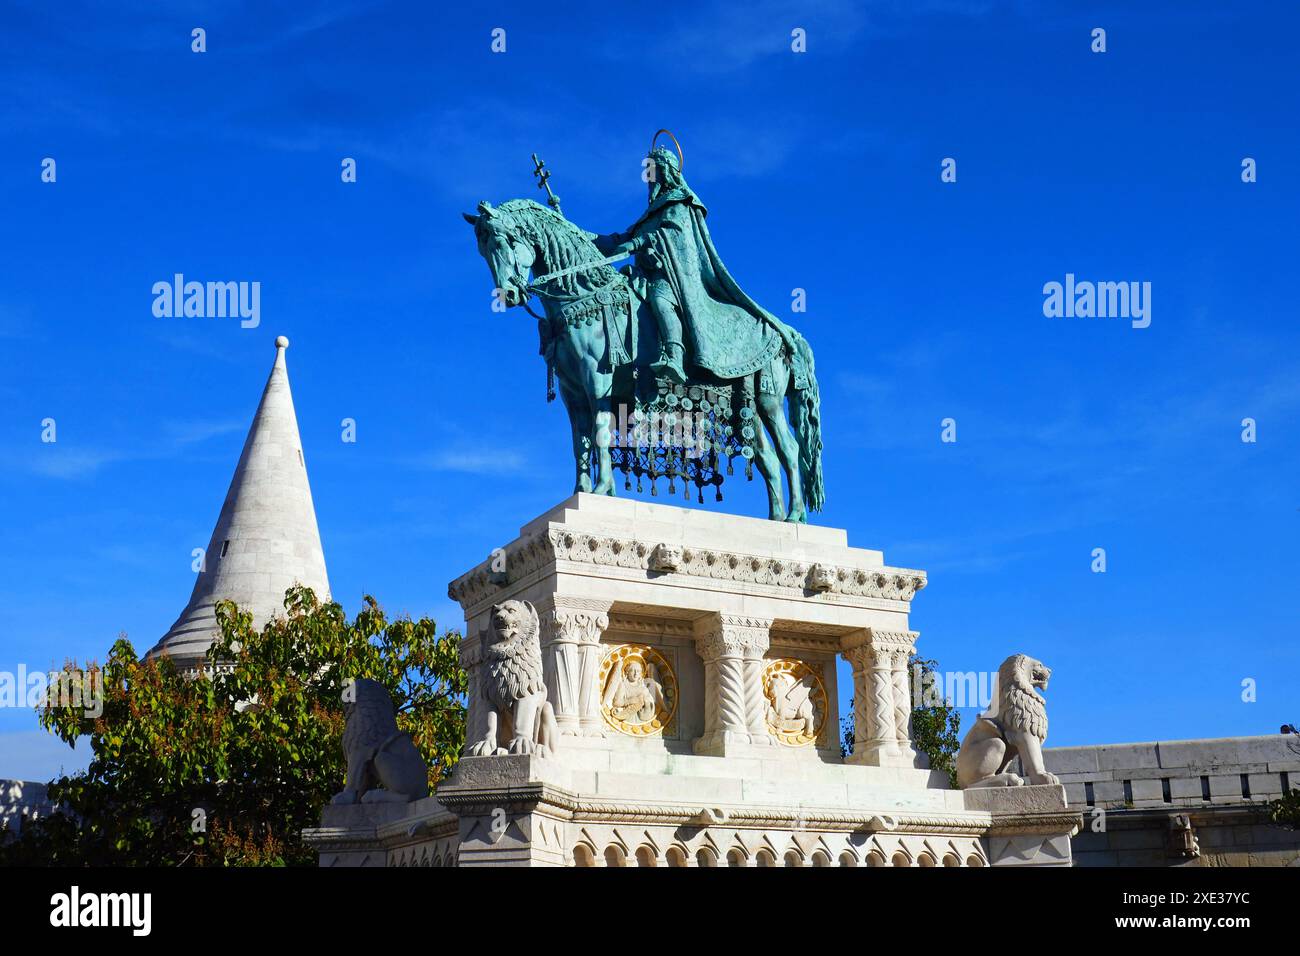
xmin=1266 ymin=725 xmax=1300 ymax=830
xmin=1267 ymin=787 xmax=1300 ymax=830
xmin=0 ymin=586 xmax=465 ymax=866
xmin=840 ymin=655 xmax=961 ymax=787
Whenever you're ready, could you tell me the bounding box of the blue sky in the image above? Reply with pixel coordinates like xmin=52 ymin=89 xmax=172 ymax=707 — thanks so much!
xmin=2 ymin=0 xmax=1297 ymax=780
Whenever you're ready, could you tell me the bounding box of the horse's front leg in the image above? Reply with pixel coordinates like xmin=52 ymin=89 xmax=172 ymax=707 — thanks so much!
xmin=591 ymin=373 xmax=616 ymax=496
xmin=757 ymin=357 xmax=806 ymax=523
xmin=749 ymin=415 xmax=786 ymax=521
xmin=559 ymin=383 xmax=594 ymax=493
xmin=757 ymin=391 xmax=805 ymax=523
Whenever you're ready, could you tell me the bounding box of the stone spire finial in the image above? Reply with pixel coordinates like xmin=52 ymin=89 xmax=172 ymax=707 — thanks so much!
xmin=145 ymin=336 xmax=330 ymax=670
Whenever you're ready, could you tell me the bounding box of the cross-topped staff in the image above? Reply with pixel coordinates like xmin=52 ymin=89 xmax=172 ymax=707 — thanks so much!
xmin=531 ymin=153 xmax=562 ymax=213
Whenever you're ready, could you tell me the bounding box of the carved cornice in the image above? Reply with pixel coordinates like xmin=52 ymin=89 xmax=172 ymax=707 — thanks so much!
xmin=437 ymin=781 xmax=1000 ymax=836
xmin=301 ymin=812 xmax=460 ymax=855
xmin=447 ymin=529 xmax=927 ymax=614
xmin=564 ymin=804 xmax=993 ymax=836
xmin=983 ymin=810 xmax=1084 ymax=838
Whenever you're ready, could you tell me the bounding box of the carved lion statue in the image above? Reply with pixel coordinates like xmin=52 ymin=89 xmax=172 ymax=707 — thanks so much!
xmin=331 ymin=678 xmax=430 ymax=804
xmin=466 ymin=600 xmax=559 ymax=758
xmin=956 ymin=654 xmax=1061 ymax=789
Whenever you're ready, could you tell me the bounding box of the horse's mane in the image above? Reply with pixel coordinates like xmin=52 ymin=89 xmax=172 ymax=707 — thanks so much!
xmin=496 ymin=199 xmax=620 ymax=295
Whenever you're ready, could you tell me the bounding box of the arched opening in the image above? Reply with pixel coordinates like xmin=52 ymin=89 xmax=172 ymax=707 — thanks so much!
xmin=942 ymin=853 xmax=961 ymax=867
xmin=966 ymin=854 xmax=985 ymax=868
xmin=755 ymin=849 xmax=777 ymax=867
xmin=573 ymin=844 xmax=596 ymax=867
xmin=604 ymin=845 xmax=627 ymax=867
xmin=726 ymin=848 xmax=747 ymax=867
xmin=665 ymin=846 xmax=688 ymax=867
xmin=891 ymin=851 xmax=911 ymax=867
xmin=811 ymin=850 xmax=832 ymax=867
xmin=783 ymin=850 xmax=804 ymax=867
xmin=696 ymin=847 xmax=718 ymax=867
xmin=917 ymin=853 xmax=937 ymax=867
xmin=635 ymin=846 xmax=658 ymax=867
xmin=866 ymin=850 xmax=888 ymax=867
xmin=839 ymin=851 xmax=858 ymax=867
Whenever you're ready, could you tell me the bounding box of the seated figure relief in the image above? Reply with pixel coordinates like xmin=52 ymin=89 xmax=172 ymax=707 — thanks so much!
xmin=599 ymin=645 xmax=677 ymax=737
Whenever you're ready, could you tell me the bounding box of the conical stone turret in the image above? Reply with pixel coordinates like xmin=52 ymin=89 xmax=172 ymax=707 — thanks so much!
xmin=145 ymin=336 xmax=330 ymax=669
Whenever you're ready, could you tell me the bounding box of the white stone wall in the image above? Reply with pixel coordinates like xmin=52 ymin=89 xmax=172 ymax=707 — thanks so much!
xmin=1044 ymin=735 xmax=1300 ymax=867
xmin=0 ymin=779 xmax=55 ymax=839
xmin=1045 ymin=734 xmax=1300 ymax=810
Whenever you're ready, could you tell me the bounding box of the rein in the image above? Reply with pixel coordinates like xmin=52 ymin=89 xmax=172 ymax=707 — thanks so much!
xmin=527 ymin=251 xmax=629 ymax=291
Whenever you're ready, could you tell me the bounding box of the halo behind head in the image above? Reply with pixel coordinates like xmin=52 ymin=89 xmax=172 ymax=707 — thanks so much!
xmin=648 ymin=128 xmax=684 ymax=170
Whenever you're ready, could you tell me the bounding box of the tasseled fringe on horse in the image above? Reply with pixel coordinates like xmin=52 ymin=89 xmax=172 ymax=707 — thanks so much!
xmin=791 ymin=332 xmax=825 ymax=513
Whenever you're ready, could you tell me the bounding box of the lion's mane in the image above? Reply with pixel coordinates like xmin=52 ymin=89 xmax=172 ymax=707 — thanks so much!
xmin=999 ymin=654 xmax=1048 ymax=742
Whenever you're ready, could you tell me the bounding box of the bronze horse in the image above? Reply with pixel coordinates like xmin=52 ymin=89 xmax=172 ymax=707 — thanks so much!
xmin=465 ymin=199 xmax=823 ymax=522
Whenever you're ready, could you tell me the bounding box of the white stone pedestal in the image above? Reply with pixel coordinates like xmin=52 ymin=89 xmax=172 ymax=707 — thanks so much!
xmin=307 ymin=494 xmax=1080 ymax=867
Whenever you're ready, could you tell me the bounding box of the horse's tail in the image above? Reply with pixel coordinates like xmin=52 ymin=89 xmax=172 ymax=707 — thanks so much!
xmin=789 ymin=332 xmax=825 ymax=513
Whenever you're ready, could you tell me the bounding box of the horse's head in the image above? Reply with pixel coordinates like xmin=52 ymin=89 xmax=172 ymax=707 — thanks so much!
xmin=463 ymin=200 xmax=535 ymax=308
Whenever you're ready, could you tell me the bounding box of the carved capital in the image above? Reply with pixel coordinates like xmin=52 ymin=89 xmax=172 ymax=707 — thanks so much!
xmin=535 ymin=597 xmax=611 ymax=647
xmin=840 ymin=627 xmax=918 ymax=659
xmin=694 ymin=614 xmax=771 ymax=660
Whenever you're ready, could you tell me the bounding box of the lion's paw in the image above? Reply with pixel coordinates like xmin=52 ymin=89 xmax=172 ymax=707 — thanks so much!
xmin=507 ymin=735 xmax=537 ymax=756
xmin=466 ymin=738 xmax=497 ymax=758
xmin=1028 ymin=772 xmax=1060 ymax=786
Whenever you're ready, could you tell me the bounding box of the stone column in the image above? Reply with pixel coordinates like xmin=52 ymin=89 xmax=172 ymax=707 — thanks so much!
xmin=537 ymin=597 xmax=610 ymax=736
xmin=891 ymin=646 xmax=919 ymax=763
xmin=742 ymin=627 xmax=775 ymax=747
xmin=459 ymin=629 xmax=488 ymax=753
xmin=841 ymin=629 xmax=918 ymax=767
xmin=694 ymin=613 xmax=772 ymax=756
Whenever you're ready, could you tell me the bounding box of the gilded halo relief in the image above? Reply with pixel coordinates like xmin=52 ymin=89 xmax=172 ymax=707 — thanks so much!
xmin=763 ymin=658 xmax=827 ymax=747
xmin=599 ymin=644 xmax=677 ymax=737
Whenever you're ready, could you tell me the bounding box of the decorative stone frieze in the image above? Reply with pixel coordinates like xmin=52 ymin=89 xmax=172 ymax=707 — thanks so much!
xmin=448 ymin=528 xmax=926 ymax=615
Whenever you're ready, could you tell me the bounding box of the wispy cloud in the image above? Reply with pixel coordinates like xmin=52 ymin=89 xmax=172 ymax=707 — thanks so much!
xmin=633 ymin=0 xmax=870 ymax=74
xmin=23 ymin=448 xmax=128 ymax=480
xmin=163 ymin=419 xmax=244 ymax=446
xmin=13 ymin=418 xmax=247 ymax=481
xmin=408 ymin=448 xmax=526 ymax=475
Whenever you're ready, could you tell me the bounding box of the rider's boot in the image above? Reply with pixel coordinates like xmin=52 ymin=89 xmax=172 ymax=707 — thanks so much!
xmin=652 ymin=343 xmax=687 ymax=385
xmin=649 ymin=291 xmax=687 ymax=385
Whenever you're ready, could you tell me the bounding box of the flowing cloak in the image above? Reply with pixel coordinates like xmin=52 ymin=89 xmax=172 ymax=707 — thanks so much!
xmin=600 ymin=188 xmax=810 ymax=391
